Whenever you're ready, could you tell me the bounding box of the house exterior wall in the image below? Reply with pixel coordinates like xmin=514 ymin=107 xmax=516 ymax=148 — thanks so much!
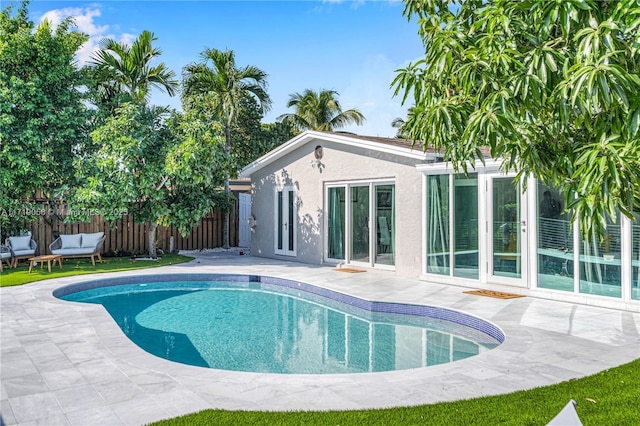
xmin=249 ymin=136 xmax=426 ymax=276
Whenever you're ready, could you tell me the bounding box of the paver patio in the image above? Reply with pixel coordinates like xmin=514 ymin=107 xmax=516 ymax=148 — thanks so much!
xmin=1 ymin=251 xmax=639 ymax=425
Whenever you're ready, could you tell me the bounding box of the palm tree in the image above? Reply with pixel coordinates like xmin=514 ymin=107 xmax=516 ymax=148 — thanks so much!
xmin=276 ymin=89 xmax=365 ymax=132
xmin=89 ymin=30 xmax=178 ymax=104
xmin=391 ymin=116 xmax=408 ymax=139
xmin=182 ymin=48 xmax=271 ymax=249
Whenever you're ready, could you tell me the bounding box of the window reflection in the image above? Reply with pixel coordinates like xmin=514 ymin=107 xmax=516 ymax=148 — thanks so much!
xmin=537 ymin=184 xmax=573 ymax=292
xmin=579 ymin=212 xmax=621 ymax=298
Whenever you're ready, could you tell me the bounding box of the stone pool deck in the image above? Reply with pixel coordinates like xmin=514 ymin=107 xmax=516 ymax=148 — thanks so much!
xmin=1 ymin=251 xmax=639 ymax=425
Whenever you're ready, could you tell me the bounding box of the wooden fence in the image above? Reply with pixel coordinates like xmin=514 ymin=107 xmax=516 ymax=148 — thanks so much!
xmin=24 ymin=201 xmax=238 ymax=256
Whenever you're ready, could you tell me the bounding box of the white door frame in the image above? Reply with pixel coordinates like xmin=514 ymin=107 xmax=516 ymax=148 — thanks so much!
xmin=324 ymin=180 xmax=395 ymax=270
xmin=238 ymin=193 xmax=252 ymax=248
xmin=274 ymin=186 xmax=296 ymax=256
xmin=485 ymin=174 xmax=529 ymax=287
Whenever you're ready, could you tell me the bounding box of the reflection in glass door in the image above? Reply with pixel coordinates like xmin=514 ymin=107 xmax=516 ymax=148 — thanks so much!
xmin=375 ymin=185 xmax=394 ymax=265
xmin=351 ymin=186 xmax=370 ymax=263
xmin=276 ymin=187 xmax=296 ymax=256
xmin=453 ymin=174 xmax=479 ymax=278
xmin=327 ymin=187 xmax=345 ymax=260
xmin=490 ymin=177 xmax=525 ymax=282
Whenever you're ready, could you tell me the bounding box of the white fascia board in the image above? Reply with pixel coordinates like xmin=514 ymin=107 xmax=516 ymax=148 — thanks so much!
xmin=415 ymin=157 xmax=503 ymax=173
xmin=239 ymin=130 xmax=436 ymax=178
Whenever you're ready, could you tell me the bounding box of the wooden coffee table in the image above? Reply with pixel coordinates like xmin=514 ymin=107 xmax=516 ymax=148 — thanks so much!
xmin=28 ymin=255 xmax=63 ymax=273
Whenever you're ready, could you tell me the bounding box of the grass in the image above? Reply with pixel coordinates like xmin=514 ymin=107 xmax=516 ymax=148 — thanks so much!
xmin=150 ymin=358 xmax=640 ymax=426
xmin=0 ymin=253 xmax=193 ymax=287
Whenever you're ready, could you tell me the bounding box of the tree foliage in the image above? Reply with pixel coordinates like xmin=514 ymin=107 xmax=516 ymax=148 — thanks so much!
xmin=277 ymin=89 xmax=365 ymax=132
xmin=393 ymin=0 xmax=640 ymax=237
xmin=72 ymin=103 xmax=226 ymax=256
xmin=0 ymin=1 xmax=90 ymax=239
xmin=182 ymin=48 xmax=272 ymax=248
xmin=231 ymin=95 xmax=297 ymax=169
xmin=88 ymin=30 xmax=178 ymax=106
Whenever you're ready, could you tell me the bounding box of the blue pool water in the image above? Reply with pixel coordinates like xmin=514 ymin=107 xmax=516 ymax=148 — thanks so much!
xmin=56 ymin=275 xmax=503 ymax=374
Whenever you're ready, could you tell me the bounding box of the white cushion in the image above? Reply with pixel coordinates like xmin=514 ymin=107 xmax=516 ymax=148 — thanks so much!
xmin=9 ymin=236 xmax=31 ymax=251
xmin=0 ymin=252 xmax=11 ymax=259
xmin=12 ymin=249 xmax=35 ymax=257
xmin=60 ymin=234 xmax=82 ymax=249
xmin=80 ymin=232 xmax=104 ymax=249
xmin=51 ymin=248 xmax=97 ymax=255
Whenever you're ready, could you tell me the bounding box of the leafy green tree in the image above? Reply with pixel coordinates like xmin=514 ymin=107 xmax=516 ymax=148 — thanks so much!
xmin=182 ymin=48 xmax=272 ymax=248
xmin=88 ymin=30 xmax=178 ymax=106
xmin=72 ymin=103 xmax=226 ymax=257
xmin=393 ymin=0 xmax=640 ymax=237
xmin=258 ymin=121 xmax=297 ymax=158
xmin=232 ymin=95 xmax=297 ymax=169
xmin=277 ymin=89 xmax=365 ymax=132
xmin=230 ymin=95 xmax=263 ymax=169
xmin=0 ymin=1 xmax=90 ymax=240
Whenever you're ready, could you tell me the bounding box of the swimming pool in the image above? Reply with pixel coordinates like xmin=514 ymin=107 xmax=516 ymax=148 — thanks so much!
xmin=54 ymin=274 xmax=504 ymax=374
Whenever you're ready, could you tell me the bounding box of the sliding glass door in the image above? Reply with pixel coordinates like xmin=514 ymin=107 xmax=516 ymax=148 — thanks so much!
xmin=425 ymin=174 xmax=479 ymax=278
xmin=425 ymin=172 xmax=528 ymax=286
xmin=351 ymin=185 xmax=370 ymax=263
xmin=326 ymin=182 xmax=395 ymax=268
xmin=426 ymin=175 xmax=450 ymax=275
xmin=453 ymin=174 xmax=479 ymax=279
xmin=488 ymin=176 xmax=527 ymax=286
xmin=327 ymin=187 xmax=346 ymax=260
xmin=375 ymin=185 xmax=394 ymax=266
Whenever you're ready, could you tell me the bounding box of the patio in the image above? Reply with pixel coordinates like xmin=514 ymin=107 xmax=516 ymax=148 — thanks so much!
xmin=1 ymin=251 xmax=639 ymax=425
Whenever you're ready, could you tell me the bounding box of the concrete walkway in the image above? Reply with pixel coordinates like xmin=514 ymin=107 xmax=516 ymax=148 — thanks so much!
xmin=1 ymin=252 xmax=639 ymax=425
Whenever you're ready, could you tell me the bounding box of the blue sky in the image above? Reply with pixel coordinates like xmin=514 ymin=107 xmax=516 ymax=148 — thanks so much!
xmin=29 ymin=1 xmax=424 ymax=137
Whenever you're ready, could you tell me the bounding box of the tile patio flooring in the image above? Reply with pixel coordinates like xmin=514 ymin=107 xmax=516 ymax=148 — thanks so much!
xmin=1 ymin=252 xmax=639 ymax=425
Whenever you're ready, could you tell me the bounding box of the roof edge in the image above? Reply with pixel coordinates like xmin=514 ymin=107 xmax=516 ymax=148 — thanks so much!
xmin=239 ymin=130 xmax=434 ymax=178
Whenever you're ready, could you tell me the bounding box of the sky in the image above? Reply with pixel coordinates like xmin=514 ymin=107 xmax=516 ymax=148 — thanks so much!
xmin=27 ymin=0 xmax=425 ymax=137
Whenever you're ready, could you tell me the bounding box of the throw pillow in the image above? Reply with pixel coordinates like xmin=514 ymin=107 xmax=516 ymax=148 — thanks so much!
xmin=80 ymin=232 xmax=105 ymax=249
xmin=9 ymin=236 xmax=32 ymax=251
xmin=60 ymin=234 xmax=82 ymax=249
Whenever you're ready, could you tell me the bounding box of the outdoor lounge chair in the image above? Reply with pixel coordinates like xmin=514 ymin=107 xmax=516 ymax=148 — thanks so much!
xmin=0 ymin=244 xmax=12 ymax=272
xmin=49 ymin=232 xmax=106 ymax=266
xmin=7 ymin=236 xmax=37 ymax=268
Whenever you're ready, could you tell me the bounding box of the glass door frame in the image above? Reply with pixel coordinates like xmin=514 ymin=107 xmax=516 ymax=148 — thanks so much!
xmin=324 ymin=179 xmax=395 ymax=270
xmin=274 ymin=186 xmax=297 ymax=256
xmin=486 ymin=174 xmax=529 ymax=287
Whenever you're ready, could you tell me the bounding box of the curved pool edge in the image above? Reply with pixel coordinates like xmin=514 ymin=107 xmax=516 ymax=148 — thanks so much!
xmin=4 ymin=257 xmax=637 ymax=422
xmin=52 ymin=272 xmax=506 ymax=348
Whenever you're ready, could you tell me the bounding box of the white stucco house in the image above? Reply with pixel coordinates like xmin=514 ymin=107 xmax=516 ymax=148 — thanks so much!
xmin=240 ymin=130 xmax=640 ymax=312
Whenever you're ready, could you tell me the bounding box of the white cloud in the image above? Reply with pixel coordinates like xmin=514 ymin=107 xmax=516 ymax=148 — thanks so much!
xmin=40 ymin=7 xmax=108 ymax=36
xmin=38 ymin=7 xmax=135 ymax=66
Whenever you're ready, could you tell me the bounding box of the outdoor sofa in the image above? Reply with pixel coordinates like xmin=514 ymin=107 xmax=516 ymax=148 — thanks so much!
xmin=49 ymin=232 xmax=106 ymax=266
xmin=6 ymin=236 xmax=37 ymax=268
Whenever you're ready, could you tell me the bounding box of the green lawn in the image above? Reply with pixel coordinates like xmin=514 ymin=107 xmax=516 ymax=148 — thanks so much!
xmin=0 ymin=253 xmax=193 ymax=287
xmin=150 ymin=358 xmax=640 ymax=426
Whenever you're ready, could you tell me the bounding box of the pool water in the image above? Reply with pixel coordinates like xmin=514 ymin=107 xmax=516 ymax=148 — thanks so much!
xmin=59 ymin=279 xmax=502 ymax=374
